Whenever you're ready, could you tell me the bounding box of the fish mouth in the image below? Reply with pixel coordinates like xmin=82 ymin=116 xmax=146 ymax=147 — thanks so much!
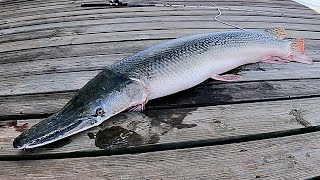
xmin=13 ymin=111 xmax=96 ymax=149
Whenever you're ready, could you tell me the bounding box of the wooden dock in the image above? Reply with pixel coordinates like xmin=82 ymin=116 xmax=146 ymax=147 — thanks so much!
xmin=0 ymin=0 xmax=320 ymax=179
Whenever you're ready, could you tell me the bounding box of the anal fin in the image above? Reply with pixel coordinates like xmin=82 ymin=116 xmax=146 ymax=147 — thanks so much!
xmin=212 ymin=74 xmax=242 ymax=82
xmin=127 ymin=77 xmax=149 ymax=112
xmin=261 ymin=56 xmax=290 ymax=64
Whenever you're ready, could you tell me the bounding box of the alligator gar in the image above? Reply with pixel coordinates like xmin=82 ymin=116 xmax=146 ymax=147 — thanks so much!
xmin=13 ymin=28 xmax=313 ymax=149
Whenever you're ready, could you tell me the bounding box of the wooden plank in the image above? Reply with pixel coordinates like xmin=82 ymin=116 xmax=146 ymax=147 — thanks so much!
xmin=0 ymin=0 xmax=72 ymax=11
xmin=1 ymin=5 xmax=318 ymax=32
xmin=1 ymin=4 xmax=318 ymax=30
xmin=0 ymin=54 xmax=127 ymax=78
xmin=0 ymin=61 xmax=319 ymax=96
xmin=1 ymin=7 xmax=319 ymax=35
xmin=0 ymin=48 xmax=318 ymax=78
xmin=0 ymin=0 xmax=316 ymax=20
xmin=1 ymin=15 xmax=320 ymax=44
xmin=2 ymin=126 xmax=320 ymax=179
xmin=1 ymin=77 xmax=320 ymax=117
xmin=0 ymin=29 xmax=318 ymax=65
xmin=1 ymin=97 xmax=320 ymax=156
xmin=2 ymin=1 xmax=313 ymax=24
xmin=1 ymin=27 xmax=319 ymax=53
xmin=0 ymin=1 xmax=319 ymax=179
xmin=1 ymin=0 xmax=314 ymax=17
xmin=0 ymin=0 xmax=306 ymax=11
xmin=0 ymin=0 xmax=307 ymax=9
xmin=0 ymin=38 xmax=165 ymax=64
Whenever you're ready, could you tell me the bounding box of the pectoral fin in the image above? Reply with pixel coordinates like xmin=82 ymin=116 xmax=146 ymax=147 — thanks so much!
xmin=127 ymin=78 xmax=149 ymax=112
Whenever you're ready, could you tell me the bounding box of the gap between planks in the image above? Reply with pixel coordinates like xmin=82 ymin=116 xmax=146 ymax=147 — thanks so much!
xmin=0 ymin=96 xmax=320 ymax=158
xmin=2 ymin=130 xmax=320 ymax=179
xmin=1 ymin=7 xmax=318 ymax=32
xmin=0 ymin=33 xmax=318 ymax=65
xmin=0 ymin=0 xmax=315 ymax=19
xmin=1 ymin=28 xmax=319 ymax=54
xmin=1 ymin=78 xmax=320 ymax=118
xmin=1 ymin=49 xmax=319 ymax=78
xmin=0 ymin=61 xmax=319 ymax=96
xmin=1 ymin=8 xmax=319 ymax=36
xmin=0 ymin=0 xmax=306 ymax=11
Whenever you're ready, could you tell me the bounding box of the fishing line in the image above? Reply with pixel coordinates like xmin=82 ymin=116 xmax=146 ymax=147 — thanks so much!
xmin=154 ymin=3 xmax=255 ymax=31
xmin=81 ymin=1 xmax=283 ymax=31
xmin=212 ymin=3 xmax=245 ymax=30
xmin=152 ymin=3 xmax=284 ymax=30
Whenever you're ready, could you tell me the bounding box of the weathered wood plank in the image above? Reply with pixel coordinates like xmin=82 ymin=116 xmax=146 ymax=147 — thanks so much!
xmin=1 ymin=97 xmax=320 ymax=156
xmin=0 ymin=61 xmax=318 ymax=96
xmin=1 ymin=78 xmax=320 ymax=117
xmin=0 ymin=48 xmax=318 ymax=78
xmin=0 ymin=54 xmax=127 ymax=78
xmin=1 ymin=6 xmax=318 ymax=32
xmin=0 ymin=0 xmax=72 ymax=11
xmin=0 ymin=30 xmax=318 ymax=65
xmin=0 ymin=0 xmax=316 ymax=20
xmin=0 ymin=39 xmax=164 ymax=64
xmin=1 ymin=15 xmax=320 ymax=44
xmin=1 ymin=28 xmax=319 ymax=53
xmin=0 ymin=0 xmax=306 ymax=11
xmin=0 ymin=1 xmax=319 ymax=179
xmin=1 ymin=4 xmax=317 ymax=31
xmin=2 ymin=126 xmax=320 ymax=179
xmin=2 ymin=8 xmax=319 ymax=36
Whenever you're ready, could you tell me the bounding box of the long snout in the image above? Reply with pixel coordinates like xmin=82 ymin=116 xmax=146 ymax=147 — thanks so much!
xmin=13 ymin=108 xmax=91 ymax=149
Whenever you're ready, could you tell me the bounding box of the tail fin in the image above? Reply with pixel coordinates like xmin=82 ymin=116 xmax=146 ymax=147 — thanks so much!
xmin=291 ymin=38 xmax=305 ymax=53
xmin=288 ymin=38 xmax=313 ymax=64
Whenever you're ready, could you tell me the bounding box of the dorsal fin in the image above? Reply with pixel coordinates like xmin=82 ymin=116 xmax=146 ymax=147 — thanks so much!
xmin=264 ymin=27 xmax=287 ymax=39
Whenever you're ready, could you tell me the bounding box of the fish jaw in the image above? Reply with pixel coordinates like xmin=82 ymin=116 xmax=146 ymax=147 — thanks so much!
xmin=13 ymin=69 xmax=146 ymax=149
xmin=13 ymin=115 xmax=99 ymax=149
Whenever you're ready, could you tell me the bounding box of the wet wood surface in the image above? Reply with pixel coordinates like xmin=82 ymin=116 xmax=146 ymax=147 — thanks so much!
xmin=2 ymin=131 xmax=320 ymax=179
xmin=0 ymin=0 xmax=320 ymax=179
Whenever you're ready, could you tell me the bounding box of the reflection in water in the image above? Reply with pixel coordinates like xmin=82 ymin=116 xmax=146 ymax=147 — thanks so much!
xmin=89 ymin=109 xmax=198 ymax=149
xmin=0 ymin=121 xmax=28 ymax=132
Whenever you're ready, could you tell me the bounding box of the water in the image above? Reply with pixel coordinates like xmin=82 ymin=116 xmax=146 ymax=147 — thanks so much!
xmin=293 ymin=0 xmax=320 ymax=13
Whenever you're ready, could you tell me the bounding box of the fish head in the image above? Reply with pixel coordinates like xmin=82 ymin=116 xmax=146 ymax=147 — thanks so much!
xmin=13 ymin=69 xmax=145 ymax=149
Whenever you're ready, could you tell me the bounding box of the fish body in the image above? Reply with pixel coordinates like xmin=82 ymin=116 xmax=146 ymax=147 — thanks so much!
xmin=112 ymin=29 xmax=306 ymax=100
xmin=13 ymin=28 xmax=312 ymax=149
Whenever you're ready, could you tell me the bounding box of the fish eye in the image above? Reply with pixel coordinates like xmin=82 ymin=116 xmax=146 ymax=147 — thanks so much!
xmin=96 ymin=108 xmax=105 ymax=116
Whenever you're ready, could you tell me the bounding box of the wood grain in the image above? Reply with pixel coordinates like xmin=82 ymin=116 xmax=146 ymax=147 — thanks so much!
xmin=0 ymin=61 xmax=318 ymax=96
xmin=0 ymin=1 xmax=320 ymax=179
xmin=0 ymin=0 xmax=317 ymax=20
xmin=1 ymin=78 xmax=320 ymax=117
xmin=1 ymin=9 xmax=319 ymax=34
xmin=2 ymin=130 xmax=320 ymax=179
xmin=1 ymin=26 xmax=319 ymax=53
xmin=1 ymin=97 xmax=320 ymax=156
xmin=0 ymin=48 xmax=319 ymax=78
xmin=0 ymin=31 xmax=318 ymax=65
